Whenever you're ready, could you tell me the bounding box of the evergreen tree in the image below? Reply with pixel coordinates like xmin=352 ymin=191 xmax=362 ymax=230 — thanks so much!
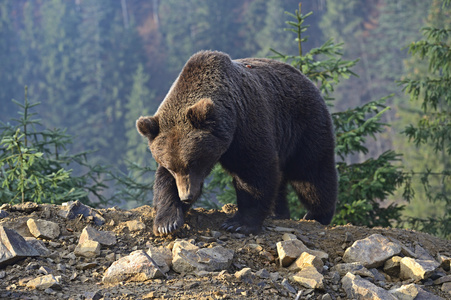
xmin=399 ymin=0 xmax=451 ymax=238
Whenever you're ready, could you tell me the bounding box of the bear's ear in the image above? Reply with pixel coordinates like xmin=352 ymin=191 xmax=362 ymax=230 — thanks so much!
xmin=186 ymin=98 xmax=215 ymax=129
xmin=136 ymin=116 xmax=159 ymax=140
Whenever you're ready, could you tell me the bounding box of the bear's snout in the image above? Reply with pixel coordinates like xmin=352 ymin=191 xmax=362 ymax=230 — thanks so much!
xmin=174 ymin=173 xmax=203 ymax=204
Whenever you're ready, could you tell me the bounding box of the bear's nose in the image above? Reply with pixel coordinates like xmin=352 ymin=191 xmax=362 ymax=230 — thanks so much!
xmin=180 ymin=195 xmax=193 ymax=203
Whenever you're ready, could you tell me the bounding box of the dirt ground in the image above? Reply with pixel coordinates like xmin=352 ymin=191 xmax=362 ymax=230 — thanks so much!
xmin=0 ymin=203 xmax=450 ymax=299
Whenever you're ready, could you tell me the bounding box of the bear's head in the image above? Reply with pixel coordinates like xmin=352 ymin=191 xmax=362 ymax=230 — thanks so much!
xmin=137 ymin=98 xmax=230 ymax=205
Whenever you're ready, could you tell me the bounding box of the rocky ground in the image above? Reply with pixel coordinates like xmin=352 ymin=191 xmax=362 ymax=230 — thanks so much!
xmin=0 ymin=201 xmax=450 ymax=300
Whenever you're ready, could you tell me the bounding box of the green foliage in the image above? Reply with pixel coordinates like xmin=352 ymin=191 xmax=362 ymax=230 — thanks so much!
xmin=0 ymin=87 xmax=108 ymax=206
xmin=204 ymin=4 xmax=410 ymax=228
xmin=398 ymin=5 xmax=451 ymax=238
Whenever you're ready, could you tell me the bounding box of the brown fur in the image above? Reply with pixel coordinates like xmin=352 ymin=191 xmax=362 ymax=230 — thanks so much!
xmin=137 ymin=50 xmax=337 ymax=235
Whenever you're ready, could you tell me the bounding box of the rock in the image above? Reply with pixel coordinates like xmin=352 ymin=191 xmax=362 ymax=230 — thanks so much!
xmin=27 ymin=219 xmax=60 ymax=240
xmin=78 ymin=226 xmax=116 ymax=246
xmin=288 ymin=252 xmax=323 ymax=273
xmin=12 ymin=202 xmax=39 ymax=213
xmin=256 ymin=268 xmax=270 ymax=279
xmin=102 ymin=250 xmax=165 ymax=283
xmin=24 ymin=237 xmax=51 ymax=257
xmin=342 ymin=272 xmax=397 ymax=300
xmin=172 ymin=240 xmax=199 ymax=256
xmin=437 ymin=253 xmax=450 ymax=271
xmin=0 ymin=226 xmax=39 ymax=267
xmin=344 ymin=231 xmax=353 ymax=243
xmin=384 ymin=256 xmax=402 ymax=277
xmin=414 ymin=244 xmax=436 ymax=261
xmin=59 ymin=200 xmax=105 ymax=226
xmin=26 ymin=274 xmax=61 ymax=290
xmin=282 ymin=233 xmax=298 ymax=241
xmin=442 ymin=282 xmax=451 ymax=294
xmin=281 ymin=278 xmax=297 ymax=294
xmin=434 ymin=275 xmax=451 ymax=285
xmin=38 ymin=266 xmax=53 ymax=275
xmin=74 ymin=240 xmax=101 ymax=258
xmin=147 ymin=245 xmax=172 ymax=274
xmin=277 ymin=239 xmax=304 ymax=267
xmin=331 ymin=262 xmax=374 ymax=278
xmin=0 ymin=210 xmax=9 ymax=218
xmin=290 ymin=266 xmax=324 ymax=290
xmin=125 ymin=220 xmax=146 ymax=232
xmin=172 ymin=245 xmax=234 ymax=273
xmin=389 ymin=283 xmax=443 ymax=300
xmin=342 ymin=234 xmax=401 ymax=268
xmin=84 ymin=290 xmax=103 ymax=300
xmin=399 ymin=257 xmax=439 ymax=281
xmin=234 ymin=267 xmax=254 ymax=284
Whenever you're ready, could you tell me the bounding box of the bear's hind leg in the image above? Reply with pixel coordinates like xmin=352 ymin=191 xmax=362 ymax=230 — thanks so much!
xmin=290 ymin=168 xmax=337 ymax=225
xmin=152 ymin=166 xmax=190 ymax=235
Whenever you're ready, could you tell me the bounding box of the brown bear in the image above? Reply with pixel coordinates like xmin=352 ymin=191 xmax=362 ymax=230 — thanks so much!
xmin=137 ymin=50 xmax=337 ymax=236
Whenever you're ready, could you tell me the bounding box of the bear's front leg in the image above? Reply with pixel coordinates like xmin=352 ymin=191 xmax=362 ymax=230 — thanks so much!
xmin=152 ymin=166 xmax=190 ymax=236
xmin=221 ymin=171 xmax=278 ymax=235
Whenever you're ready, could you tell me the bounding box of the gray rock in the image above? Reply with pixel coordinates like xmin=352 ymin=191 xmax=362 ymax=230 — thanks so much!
xmin=78 ymin=226 xmax=116 ymax=246
xmin=437 ymin=253 xmax=450 ymax=271
xmin=290 ymin=266 xmax=324 ymax=290
xmin=59 ymin=200 xmax=105 ymax=226
xmin=256 ymin=268 xmax=270 ymax=279
xmin=414 ymin=244 xmax=436 ymax=261
xmin=74 ymin=240 xmax=101 ymax=258
xmin=281 ymin=278 xmax=297 ymax=294
xmin=0 ymin=225 xmax=39 ymax=267
xmin=172 ymin=245 xmax=234 ymax=273
xmin=342 ymin=272 xmax=397 ymax=300
xmin=342 ymin=234 xmax=401 ymax=268
xmin=26 ymin=274 xmax=61 ymax=290
xmin=390 ymin=283 xmax=444 ymax=300
xmin=288 ymin=252 xmax=323 ymax=272
xmin=27 ymin=219 xmax=60 ymax=240
xmin=234 ymin=267 xmax=254 ymax=284
xmin=442 ymin=282 xmax=451 ymax=295
xmin=125 ymin=220 xmax=146 ymax=232
xmin=0 ymin=210 xmax=9 ymax=219
xmin=434 ymin=275 xmax=451 ymax=285
xmin=24 ymin=237 xmax=51 ymax=257
xmin=400 ymin=257 xmax=439 ymax=281
xmin=331 ymin=262 xmax=374 ymax=278
xmin=384 ymin=256 xmax=402 ymax=277
xmin=276 ymin=239 xmax=328 ymax=267
xmin=147 ymin=245 xmax=172 ymax=274
xmin=102 ymin=250 xmax=165 ymax=283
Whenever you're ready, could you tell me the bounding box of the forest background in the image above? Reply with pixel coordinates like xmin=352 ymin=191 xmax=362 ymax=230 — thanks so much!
xmin=0 ymin=0 xmax=449 ymax=238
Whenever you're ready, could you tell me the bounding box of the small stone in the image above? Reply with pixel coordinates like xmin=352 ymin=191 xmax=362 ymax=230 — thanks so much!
xmin=276 ymin=239 xmax=306 ymax=267
xmin=342 ymin=272 xmax=396 ymax=300
xmin=234 ymin=267 xmax=254 ymax=284
xmin=27 ymin=219 xmax=60 ymax=240
xmin=0 ymin=210 xmax=9 ymax=219
xmin=414 ymin=244 xmax=435 ymax=261
xmin=147 ymin=245 xmax=172 ymax=273
xmin=256 ymin=268 xmax=270 ymax=279
xmin=344 ymin=232 xmax=353 ymax=243
xmin=26 ymin=274 xmax=61 ymax=290
xmin=442 ymin=282 xmax=451 ymax=294
xmin=59 ymin=200 xmax=105 ymax=225
xmin=434 ymin=275 xmax=451 ymax=285
xmin=0 ymin=226 xmax=39 ymax=267
xmin=78 ymin=226 xmax=116 ymax=246
xmin=343 ymin=234 xmax=401 ymax=268
xmin=437 ymin=254 xmax=451 ymax=271
xmin=390 ymin=283 xmax=444 ymax=300
xmin=384 ymin=256 xmax=402 ymax=277
xmin=269 ymin=272 xmax=280 ymax=282
xmin=290 ymin=266 xmax=324 ymax=290
xmin=399 ymin=257 xmax=439 ymax=281
xmin=282 ymin=233 xmax=297 ymax=241
xmin=272 ymin=226 xmax=296 ymax=233
xmin=38 ymin=266 xmax=53 ymax=275
xmin=331 ymin=262 xmax=374 ymax=278
xmin=281 ymin=278 xmax=296 ymax=294
xmin=288 ymin=252 xmax=323 ymax=272
xmin=74 ymin=240 xmax=101 ymax=258
xmin=102 ymin=250 xmax=165 ymax=283
xmin=172 ymin=245 xmax=234 ymax=273
xmin=125 ymin=220 xmax=146 ymax=232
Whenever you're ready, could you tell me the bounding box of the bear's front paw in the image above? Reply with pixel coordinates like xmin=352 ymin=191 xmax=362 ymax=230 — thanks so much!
xmin=153 ymin=206 xmax=184 ymax=236
xmin=221 ymin=214 xmax=262 ymax=235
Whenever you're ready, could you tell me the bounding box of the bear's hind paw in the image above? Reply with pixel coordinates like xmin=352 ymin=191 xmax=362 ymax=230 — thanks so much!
xmin=221 ymin=218 xmax=262 ymax=235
